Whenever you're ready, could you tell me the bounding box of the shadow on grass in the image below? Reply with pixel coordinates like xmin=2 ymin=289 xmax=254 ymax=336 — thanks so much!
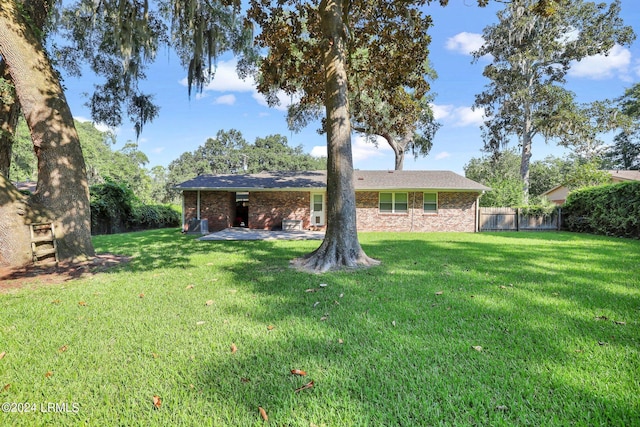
xmin=90 ymin=229 xmax=639 ymax=424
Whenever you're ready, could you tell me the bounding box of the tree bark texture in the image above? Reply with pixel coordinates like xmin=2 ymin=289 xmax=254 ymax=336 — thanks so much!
xmin=291 ymin=0 xmax=378 ymax=273
xmin=0 ymin=174 xmax=33 ymax=266
xmin=0 ymin=0 xmax=95 ymax=264
xmin=0 ymin=61 xmax=20 ymax=179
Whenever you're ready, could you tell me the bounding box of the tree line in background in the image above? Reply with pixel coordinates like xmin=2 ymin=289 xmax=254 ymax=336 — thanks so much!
xmin=9 ymin=118 xmax=326 ymax=206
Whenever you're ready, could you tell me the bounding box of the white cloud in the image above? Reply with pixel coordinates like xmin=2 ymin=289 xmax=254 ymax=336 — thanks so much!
xmin=351 ymin=135 xmax=392 ymax=162
xmin=310 ymin=145 xmax=327 ymax=158
xmin=445 ymin=32 xmax=484 ymax=56
xmin=569 ymin=45 xmax=631 ymax=80
xmin=178 ymin=59 xmax=256 ymax=92
xmin=431 ymin=104 xmax=485 ymax=128
xmin=435 ymin=151 xmax=451 ymax=160
xmin=73 ymin=116 xmax=117 ymax=134
xmin=151 ymin=147 xmax=165 ymax=154
xmin=310 ymin=134 xmax=393 ymax=162
xmin=214 ymin=94 xmax=236 ymax=106
xmin=431 ymin=103 xmax=454 ymax=121
xmin=179 ymin=59 xmax=304 ymax=112
xmin=453 ymin=106 xmax=485 ymax=127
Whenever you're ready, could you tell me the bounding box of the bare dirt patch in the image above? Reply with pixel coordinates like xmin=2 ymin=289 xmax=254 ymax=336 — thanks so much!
xmin=0 ymin=254 xmax=131 ymax=292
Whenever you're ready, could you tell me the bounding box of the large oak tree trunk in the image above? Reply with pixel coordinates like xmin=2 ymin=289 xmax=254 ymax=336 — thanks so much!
xmin=0 ymin=0 xmax=94 ymax=265
xmin=291 ymin=0 xmax=378 ymax=273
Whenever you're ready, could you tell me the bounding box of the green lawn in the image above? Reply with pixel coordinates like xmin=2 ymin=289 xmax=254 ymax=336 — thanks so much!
xmin=1 ymin=229 xmax=639 ymax=426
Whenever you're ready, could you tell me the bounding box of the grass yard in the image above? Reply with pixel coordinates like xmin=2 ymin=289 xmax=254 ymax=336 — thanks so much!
xmin=1 ymin=229 xmax=639 ymax=426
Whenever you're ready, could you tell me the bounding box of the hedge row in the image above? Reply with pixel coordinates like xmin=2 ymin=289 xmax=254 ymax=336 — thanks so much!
xmin=90 ymin=181 xmax=180 ymax=235
xmin=563 ymin=181 xmax=640 ymax=238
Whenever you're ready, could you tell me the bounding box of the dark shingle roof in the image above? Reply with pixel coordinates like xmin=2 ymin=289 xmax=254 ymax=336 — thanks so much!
xmin=176 ymin=170 xmax=490 ymax=192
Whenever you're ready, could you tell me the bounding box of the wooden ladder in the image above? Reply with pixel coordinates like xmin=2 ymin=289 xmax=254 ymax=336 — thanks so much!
xmin=30 ymin=222 xmax=59 ymax=265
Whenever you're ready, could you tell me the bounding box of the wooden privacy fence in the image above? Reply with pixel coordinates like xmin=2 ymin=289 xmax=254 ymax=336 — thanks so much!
xmin=479 ymin=207 xmax=561 ymax=231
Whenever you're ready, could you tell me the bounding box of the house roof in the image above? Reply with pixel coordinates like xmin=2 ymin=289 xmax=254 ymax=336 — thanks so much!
xmin=542 ymin=170 xmax=640 ymax=196
xmin=176 ymin=170 xmax=490 ymax=192
xmin=607 ymin=170 xmax=640 ymax=182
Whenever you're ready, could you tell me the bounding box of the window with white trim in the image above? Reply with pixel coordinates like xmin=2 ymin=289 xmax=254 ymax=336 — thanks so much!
xmin=379 ymin=192 xmax=408 ymax=213
xmin=424 ymin=192 xmax=438 ymax=213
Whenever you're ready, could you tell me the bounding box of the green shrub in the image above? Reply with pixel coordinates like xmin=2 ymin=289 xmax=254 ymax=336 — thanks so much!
xmin=90 ymin=181 xmax=181 ymax=234
xmin=564 ymin=181 xmax=640 ymax=238
xmin=90 ymin=180 xmax=135 ymax=234
xmin=130 ymin=204 xmax=180 ymax=230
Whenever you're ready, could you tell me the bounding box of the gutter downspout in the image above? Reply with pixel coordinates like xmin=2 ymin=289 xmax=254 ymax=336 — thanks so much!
xmin=197 ymin=190 xmax=201 ymax=220
xmin=476 ymin=192 xmax=482 ymax=232
xmin=181 ymin=191 xmax=186 ymax=232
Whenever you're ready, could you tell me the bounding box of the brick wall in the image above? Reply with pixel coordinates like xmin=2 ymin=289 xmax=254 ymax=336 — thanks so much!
xmin=249 ymin=191 xmax=311 ymax=230
xmin=184 ymin=190 xmax=479 ymax=233
xmin=183 ymin=190 xmax=234 ymax=231
xmin=356 ymin=191 xmax=479 ymax=232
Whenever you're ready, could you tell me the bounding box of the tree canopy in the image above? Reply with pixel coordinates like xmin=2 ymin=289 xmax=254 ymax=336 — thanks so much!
xmin=473 ymin=0 xmax=635 ymax=202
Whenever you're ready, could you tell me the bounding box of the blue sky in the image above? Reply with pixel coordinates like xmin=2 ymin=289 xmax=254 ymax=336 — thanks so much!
xmin=63 ymin=1 xmax=640 ymax=175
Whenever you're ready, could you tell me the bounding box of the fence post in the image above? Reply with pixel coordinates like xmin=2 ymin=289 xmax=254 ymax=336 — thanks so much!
xmin=516 ymin=208 xmax=520 ymax=231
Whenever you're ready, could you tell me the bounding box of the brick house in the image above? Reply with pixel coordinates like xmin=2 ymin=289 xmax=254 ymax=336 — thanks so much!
xmin=176 ymin=170 xmax=490 ymax=233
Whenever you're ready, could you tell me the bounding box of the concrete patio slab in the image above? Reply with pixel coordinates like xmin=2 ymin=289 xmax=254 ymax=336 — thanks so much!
xmin=197 ymin=227 xmax=325 ymax=241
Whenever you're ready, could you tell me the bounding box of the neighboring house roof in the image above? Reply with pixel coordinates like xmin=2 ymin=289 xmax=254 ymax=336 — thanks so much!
xmin=607 ymin=170 xmax=640 ymax=182
xmin=176 ymin=170 xmax=490 ymax=192
xmin=542 ymin=170 xmax=640 ymax=197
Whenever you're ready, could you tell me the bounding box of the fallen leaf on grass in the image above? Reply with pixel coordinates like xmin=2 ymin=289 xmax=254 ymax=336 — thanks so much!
xmin=435 ymin=291 xmax=444 ymax=295
xmin=472 ymin=346 xmax=483 ymax=352
xmin=290 ymin=369 xmax=307 ymax=376
xmin=499 ymin=286 xmax=507 ymax=289
xmin=45 ymin=371 xmax=53 ymax=378
xmin=338 ymin=339 xmax=344 ymax=344
xmin=2 ymin=384 xmax=10 ymax=392
xmin=139 ymin=293 xmax=145 ymax=298
xmin=320 ymin=316 xmax=328 ymax=321
xmin=595 ymin=315 xmax=608 ymax=321
xmin=305 ymin=288 xmax=317 ymax=293
xmin=392 ymin=320 xmax=396 ymax=327
xmin=51 ymin=299 xmax=61 ymax=304
xmin=186 ymin=285 xmax=194 ymax=289
xmin=231 ymin=343 xmax=238 ymax=354
xmin=0 ymin=352 xmax=5 ymax=360
xmin=598 ymin=341 xmax=608 ymax=346
xmin=152 ymin=395 xmax=162 ymax=409
xmin=294 ymin=380 xmax=314 ymax=393
xmin=267 ymin=325 xmax=275 ymax=331
xmin=58 ymin=345 xmax=68 ymax=353
xmin=614 ymin=321 xmax=626 ymax=325
xmin=313 ymin=301 xmax=320 ymax=308
xmin=495 ymin=405 xmax=509 ymax=411
xmin=78 ymin=301 xmax=87 ymax=306
xmin=339 ymin=293 xmax=344 ymax=298
xmin=196 ymin=321 xmax=205 ymax=325
xmin=152 ymin=353 xmax=159 ymax=359
xmin=319 ymin=283 xmax=328 ymax=288
xmin=241 ymin=378 xmax=251 ymax=383
xmin=205 ymin=300 xmax=214 ymax=306
xmin=259 ymin=406 xmax=268 ymax=421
